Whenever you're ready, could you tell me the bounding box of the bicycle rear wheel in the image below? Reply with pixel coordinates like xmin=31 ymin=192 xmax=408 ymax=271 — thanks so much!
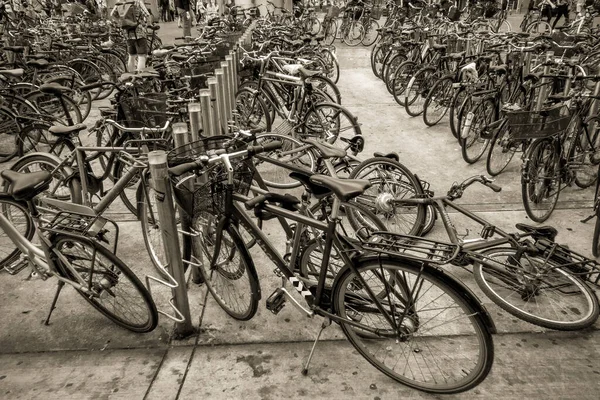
xmin=521 ymin=138 xmax=560 ymax=223
xmin=473 ymin=247 xmax=599 ymax=330
xmin=460 ymin=98 xmax=493 ymax=164
xmin=53 ymin=235 xmax=158 ymax=333
xmin=333 ymin=259 xmax=494 ymax=393
xmin=0 ymin=198 xmax=34 ymax=269
xmin=486 ymin=120 xmax=518 ymax=176
xmin=191 ymin=218 xmax=259 ymax=321
xmin=301 ymin=102 xmax=362 ymax=150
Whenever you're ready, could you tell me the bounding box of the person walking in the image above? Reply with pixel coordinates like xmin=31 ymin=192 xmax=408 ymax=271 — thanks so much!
xmin=552 ymin=0 xmax=570 ymax=27
xmin=110 ymin=0 xmax=153 ymax=72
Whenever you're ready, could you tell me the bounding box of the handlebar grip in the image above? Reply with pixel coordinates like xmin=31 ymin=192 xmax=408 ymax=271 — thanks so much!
xmin=279 ymin=50 xmax=295 ymax=57
xmin=168 ymin=160 xmax=203 ymax=177
xmin=487 ymin=182 xmax=502 ymax=193
xmin=247 ymin=140 xmax=282 ymax=156
xmin=80 ymin=81 xmax=110 ymax=91
xmin=245 ymin=194 xmax=267 ymax=210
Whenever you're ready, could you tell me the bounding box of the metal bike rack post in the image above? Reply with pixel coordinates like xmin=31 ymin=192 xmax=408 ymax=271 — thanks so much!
xmin=188 ymin=103 xmax=202 ymax=142
xmin=148 ymin=150 xmax=194 ymax=337
xmin=199 ymin=89 xmax=215 ymax=137
xmin=226 ymin=55 xmax=236 ymax=104
xmin=221 ymin=61 xmax=233 ymax=121
xmin=215 ymin=69 xmax=228 ymax=132
xmin=208 ymin=77 xmax=223 ymax=135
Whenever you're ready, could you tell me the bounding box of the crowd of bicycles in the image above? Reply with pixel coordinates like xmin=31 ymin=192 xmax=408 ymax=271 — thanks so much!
xmin=2 ymin=1 xmax=600 ymax=395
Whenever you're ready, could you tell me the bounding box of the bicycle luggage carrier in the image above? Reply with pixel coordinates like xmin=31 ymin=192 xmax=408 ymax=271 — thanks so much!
xmin=361 ymin=232 xmax=460 ymax=265
xmin=535 ymin=239 xmax=600 ymax=287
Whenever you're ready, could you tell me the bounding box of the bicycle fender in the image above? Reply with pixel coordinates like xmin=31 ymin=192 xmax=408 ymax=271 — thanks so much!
xmin=339 ymin=255 xmax=497 ymax=334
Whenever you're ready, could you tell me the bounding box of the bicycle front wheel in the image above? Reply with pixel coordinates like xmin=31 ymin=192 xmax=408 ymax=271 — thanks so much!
xmin=235 ymin=88 xmax=272 ymax=133
xmin=473 ymin=247 xmax=599 ymax=330
xmin=333 ymin=259 xmax=494 ymax=393
xmin=301 ymin=102 xmax=362 ymax=150
xmin=521 ymin=138 xmax=560 ymax=222
xmin=53 ymin=235 xmax=158 ymax=333
xmin=0 ymin=198 xmax=34 ymax=269
xmin=343 ymin=21 xmax=365 ymax=46
xmin=191 ymin=217 xmax=259 ymax=321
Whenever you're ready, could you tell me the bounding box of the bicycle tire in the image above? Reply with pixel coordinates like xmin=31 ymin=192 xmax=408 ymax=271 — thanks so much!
xmin=323 ymin=18 xmax=338 ymax=46
xmin=17 ymin=123 xmax=75 ymax=159
xmin=370 ymin=43 xmax=385 ymax=78
xmin=521 ymin=138 xmax=560 ymax=223
xmin=52 ymin=235 xmax=158 ymax=333
xmin=361 ymin=19 xmax=380 ymax=46
xmin=391 ymin=60 xmax=417 ymax=107
xmin=113 ymin=158 xmax=141 ymax=218
xmin=574 ymin=116 xmax=600 ymax=189
xmin=67 ymin=58 xmax=104 ymax=101
xmin=333 ymin=259 xmax=494 ymax=393
xmin=301 ymin=102 xmax=362 ymax=150
xmin=307 ymin=75 xmax=341 ymax=105
xmin=24 ymin=90 xmax=83 ymax=126
xmin=0 ymin=197 xmax=34 ymax=269
xmin=343 ymin=21 xmax=365 ymax=46
xmin=43 ymin=75 xmax=92 ymax=122
xmin=0 ymin=106 xmax=22 ymax=162
xmin=486 ymin=119 xmax=518 ymax=176
xmin=460 ymin=98 xmax=493 ymax=164
xmin=319 ymin=48 xmax=340 ymax=85
xmin=594 ymin=205 xmax=600 ymax=257
xmin=234 ymin=88 xmax=272 ymax=133
xmin=191 ymin=217 xmax=259 ymax=321
xmin=473 ymin=247 xmax=599 ymax=330
xmin=404 ymin=67 xmax=436 ymax=117
xmin=253 ymin=133 xmax=316 ymax=189
xmin=384 ymin=53 xmax=407 ymax=95
xmin=449 ymin=87 xmax=468 ymax=139
xmin=526 ymin=20 xmax=552 ymax=34
xmin=423 ymin=75 xmax=454 ymax=127
xmin=348 ymin=157 xmax=426 ymax=236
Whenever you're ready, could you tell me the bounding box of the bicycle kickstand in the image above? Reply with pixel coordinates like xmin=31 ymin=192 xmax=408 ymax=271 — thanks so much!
xmin=44 ymin=280 xmax=66 ymax=326
xmin=302 ymin=318 xmax=331 ymax=376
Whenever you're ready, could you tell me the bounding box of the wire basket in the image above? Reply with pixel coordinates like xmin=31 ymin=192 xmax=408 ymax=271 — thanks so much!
xmin=370 ymin=7 xmax=382 ymax=20
xmin=506 ymin=105 xmax=571 ymax=140
xmin=119 ymin=92 xmax=168 ymax=128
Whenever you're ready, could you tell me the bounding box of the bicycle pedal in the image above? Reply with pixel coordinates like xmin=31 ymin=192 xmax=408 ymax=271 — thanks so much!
xmin=266 ymin=288 xmax=286 ymax=315
xmin=2 ymin=258 xmax=28 ymax=275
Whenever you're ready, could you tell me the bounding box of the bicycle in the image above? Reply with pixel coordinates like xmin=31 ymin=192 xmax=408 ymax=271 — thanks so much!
xmin=0 ymin=169 xmax=158 ymax=332
xmin=167 ymin=140 xmax=495 ymax=394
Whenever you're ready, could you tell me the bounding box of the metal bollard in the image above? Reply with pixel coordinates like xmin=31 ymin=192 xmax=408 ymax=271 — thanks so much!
xmin=221 ymin=61 xmax=232 ymax=122
xmin=148 ymin=151 xmax=194 ymax=337
xmin=225 ymin=55 xmax=236 ymax=105
xmin=215 ymin=69 xmax=228 ymax=132
xmin=208 ymin=77 xmax=223 ymax=135
xmin=229 ymin=51 xmax=239 ymax=91
xmin=199 ymin=89 xmax=215 ymax=137
xmin=188 ymin=103 xmax=202 ymax=142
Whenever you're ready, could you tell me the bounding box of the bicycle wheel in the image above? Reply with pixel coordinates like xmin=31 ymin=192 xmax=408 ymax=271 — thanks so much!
xmin=384 ymin=53 xmax=407 ymax=95
xmin=333 ymin=260 xmax=494 ymax=393
xmin=527 ymin=20 xmax=552 ymax=34
xmin=253 ymin=133 xmax=316 ymax=189
xmin=323 ymin=18 xmax=338 ymax=46
xmin=191 ymin=217 xmax=259 ymax=321
xmin=405 ymin=67 xmax=436 ymax=117
xmin=460 ymin=98 xmax=494 ymax=164
xmin=301 ymin=102 xmax=362 ymax=150
xmin=496 ymin=19 xmax=512 ymax=33
xmin=486 ymin=120 xmax=518 ymax=176
xmin=0 ymin=198 xmax=34 ymax=269
xmin=304 ymin=16 xmax=321 ymax=35
xmin=319 ymin=48 xmax=340 ymax=85
xmin=17 ymin=123 xmax=75 ymax=159
xmin=307 ymin=75 xmax=341 ymax=104
xmin=473 ymin=247 xmax=599 ymax=330
xmin=423 ymin=76 xmax=454 ymax=127
xmin=53 ymin=235 xmax=158 ymax=333
xmin=112 ymin=159 xmax=141 ymax=217
xmin=90 ymin=56 xmax=117 ymax=100
xmin=361 ymin=19 xmax=380 ymax=46
xmin=24 ymin=90 xmax=83 ymax=126
xmin=392 ymin=61 xmax=417 ymax=107
xmin=521 ymin=138 xmax=560 ymax=223
xmin=349 ymin=157 xmax=426 ymax=235
xmin=234 ymin=88 xmax=272 ymax=133
xmin=67 ymin=58 xmax=104 ymax=101
xmin=593 ymin=205 xmax=600 ymax=257
xmin=574 ymin=116 xmax=600 ymax=188
xmin=449 ymin=87 xmax=468 ymax=139
xmin=343 ymin=21 xmax=365 ymax=46
xmin=370 ymin=43 xmax=386 ymax=78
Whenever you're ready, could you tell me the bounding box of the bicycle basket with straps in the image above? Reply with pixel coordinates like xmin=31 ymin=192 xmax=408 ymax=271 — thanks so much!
xmin=505 ymin=105 xmax=571 ymax=140
xmin=167 ymin=136 xmax=253 ymax=215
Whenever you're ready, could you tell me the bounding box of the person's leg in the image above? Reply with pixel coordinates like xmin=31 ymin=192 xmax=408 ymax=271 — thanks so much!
xmin=136 ymin=38 xmax=149 ymax=71
xmin=126 ymin=39 xmax=137 ymax=72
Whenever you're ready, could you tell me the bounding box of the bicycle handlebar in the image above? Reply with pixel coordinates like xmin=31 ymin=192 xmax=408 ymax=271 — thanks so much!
xmin=169 ymin=140 xmax=282 ymax=177
xmin=448 ymin=175 xmax=501 ymax=199
xmin=105 ymin=119 xmax=171 ymax=134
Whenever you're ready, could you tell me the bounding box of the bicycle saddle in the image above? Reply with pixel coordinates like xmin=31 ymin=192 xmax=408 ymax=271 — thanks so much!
xmin=148 ymin=25 xmax=161 ymax=31
xmin=432 ymin=44 xmax=447 ymax=51
xmin=54 ymin=43 xmax=71 ymax=50
xmin=3 ymin=46 xmax=25 ymax=53
xmin=26 ymin=59 xmax=50 ymax=69
xmin=39 ymin=83 xmax=71 ymax=96
xmin=373 ymin=152 xmax=399 ymax=161
xmin=489 ymin=65 xmax=508 ymax=75
xmin=515 ymin=223 xmax=558 ymax=241
xmin=48 ymin=123 xmax=87 ymax=137
xmin=0 ymin=69 xmax=24 ymax=78
xmin=289 ymin=171 xmax=331 ymax=199
xmin=305 ymin=139 xmax=346 ymax=160
xmin=1 ymin=170 xmax=52 ymax=202
xmin=309 ymin=175 xmax=371 ymax=202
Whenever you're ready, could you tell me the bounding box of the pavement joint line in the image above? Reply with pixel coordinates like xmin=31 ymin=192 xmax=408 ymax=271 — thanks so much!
xmin=142 ymin=348 xmax=170 ymax=400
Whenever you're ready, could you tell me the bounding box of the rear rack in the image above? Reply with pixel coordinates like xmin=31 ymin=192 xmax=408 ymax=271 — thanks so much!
xmin=535 ymin=239 xmax=600 ymax=287
xmin=361 ymin=232 xmax=460 ymax=265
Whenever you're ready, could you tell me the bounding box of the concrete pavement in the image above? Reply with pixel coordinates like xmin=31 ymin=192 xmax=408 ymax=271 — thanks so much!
xmin=1 ymin=18 xmax=600 ymax=399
